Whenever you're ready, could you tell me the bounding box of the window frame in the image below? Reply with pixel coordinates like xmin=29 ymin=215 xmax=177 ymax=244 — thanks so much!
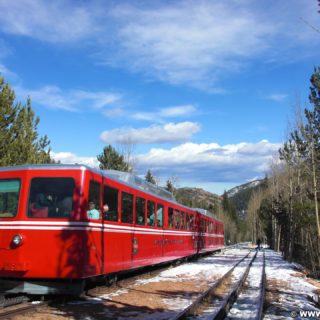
xmin=0 ymin=178 xmax=21 ymax=218
xmin=121 ymin=191 xmax=134 ymax=224
xmin=103 ymin=184 xmax=119 ymax=223
xmin=27 ymin=177 xmax=75 ymax=219
xmin=168 ymin=207 xmax=174 ymax=228
xmin=135 ymin=196 xmax=146 ymax=226
xmin=156 ymin=203 xmax=164 ymax=228
xmin=147 ymin=200 xmax=156 ymax=227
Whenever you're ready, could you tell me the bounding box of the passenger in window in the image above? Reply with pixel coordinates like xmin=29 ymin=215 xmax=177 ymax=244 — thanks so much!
xmin=31 ymin=193 xmax=52 ymax=218
xmin=57 ymin=196 xmax=72 ymax=217
xmin=102 ymin=204 xmax=109 ymax=219
xmin=87 ymin=201 xmax=100 ymax=219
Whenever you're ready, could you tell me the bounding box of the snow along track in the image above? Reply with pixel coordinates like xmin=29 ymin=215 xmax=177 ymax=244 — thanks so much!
xmin=170 ymin=249 xmax=260 ymax=319
xmin=225 ymin=250 xmax=265 ymax=319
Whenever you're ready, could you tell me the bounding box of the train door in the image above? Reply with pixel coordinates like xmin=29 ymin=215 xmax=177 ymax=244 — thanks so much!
xmin=86 ymin=172 xmax=104 ymax=276
xmin=120 ymin=189 xmax=135 ymax=270
xmin=102 ymin=183 xmax=123 ymax=273
xmin=157 ymin=203 xmax=165 ymax=260
xmin=131 ymin=194 xmax=144 ymax=268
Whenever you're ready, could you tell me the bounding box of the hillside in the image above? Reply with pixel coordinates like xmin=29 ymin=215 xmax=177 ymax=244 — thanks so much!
xmin=175 ymin=179 xmax=266 ymax=220
xmin=175 ymin=187 xmax=221 ymax=211
xmin=227 ymin=179 xmax=266 ymax=219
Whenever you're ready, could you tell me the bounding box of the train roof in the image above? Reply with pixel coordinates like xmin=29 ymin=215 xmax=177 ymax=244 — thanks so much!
xmin=0 ymin=164 xmax=221 ymax=221
xmin=0 ymin=163 xmax=177 ymax=202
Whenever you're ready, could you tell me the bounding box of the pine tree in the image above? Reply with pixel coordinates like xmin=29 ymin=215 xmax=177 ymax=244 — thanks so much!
xmin=145 ymin=169 xmax=156 ymax=185
xmin=0 ymin=77 xmax=53 ymax=166
xmin=97 ymin=144 xmax=131 ymax=172
xmin=0 ymin=77 xmax=17 ymax=165
xmin=166 ymin=179 xmax=175 ymax=194
xmin=291 ymin=67 xmax=320 ymax=237
xmin=305 ymin=67 xmax=320 ymax=237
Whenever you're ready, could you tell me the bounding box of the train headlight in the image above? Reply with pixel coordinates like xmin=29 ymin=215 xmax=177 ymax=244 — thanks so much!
xmin=12 ymin=234 xmax=23 ymax=247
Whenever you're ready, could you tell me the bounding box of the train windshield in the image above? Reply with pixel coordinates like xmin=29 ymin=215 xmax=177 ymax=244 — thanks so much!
xmin=0 ymin=179 xmax=21 ymax=218
xmin=28 ymin=177 xmax=75 ymax=219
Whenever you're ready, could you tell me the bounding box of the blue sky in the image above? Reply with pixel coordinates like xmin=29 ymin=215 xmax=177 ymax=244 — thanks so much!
xmin=0 ymin=0 xmax=319 ymax=194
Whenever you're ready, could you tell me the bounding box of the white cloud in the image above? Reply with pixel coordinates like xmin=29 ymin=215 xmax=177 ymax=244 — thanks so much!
xmin=51 ymin=152 xmax=99 ymax=168
xmin=103 ymin=107 xmax=125 ymax=118
xmin=14 ymin=85 xmax=121 ymax=112
xmin=136 ymin=140 xmax=281 ymax=182
xmin=132 ymin=104 xmax=197 ymax=122
xmin=0 ymin=0 xmax=99 ymax=43
xmin=266 ymin=94 xmax=288 ymax=102
xmin=0 ymin=1 xmax=318 ymax=89
xmin=104 ymin=0 xmax=319 ymax=89
xmin=52 ymin=139 xmax=281 ymax=190
xmin=100 ymin=122 xmax=201 ymax=144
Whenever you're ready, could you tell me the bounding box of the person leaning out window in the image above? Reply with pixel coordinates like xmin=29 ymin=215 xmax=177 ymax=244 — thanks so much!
xmin=87 ymin=201 xmax=100 ymax=219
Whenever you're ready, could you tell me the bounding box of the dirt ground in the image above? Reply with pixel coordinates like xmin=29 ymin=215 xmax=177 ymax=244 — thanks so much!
xmin=10 ymin=271 xmax=221 ymax=320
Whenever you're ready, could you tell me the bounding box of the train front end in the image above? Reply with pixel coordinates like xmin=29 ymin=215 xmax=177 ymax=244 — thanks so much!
xmin=0 ymin=165 xmax=89 ymax=295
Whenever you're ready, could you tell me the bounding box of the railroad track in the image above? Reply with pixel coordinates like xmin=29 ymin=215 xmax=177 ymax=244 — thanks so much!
xmin=0 ymin=297 xmax=46 ymax=319
xmin=226 ymin=250 xmax=266 ymax=319
xmin=170 ymin=249 xmax=265 ymax=320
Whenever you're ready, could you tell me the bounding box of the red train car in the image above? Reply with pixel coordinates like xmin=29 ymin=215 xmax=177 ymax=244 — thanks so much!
xmin=0 ymin=164 xmax=224 ymax=295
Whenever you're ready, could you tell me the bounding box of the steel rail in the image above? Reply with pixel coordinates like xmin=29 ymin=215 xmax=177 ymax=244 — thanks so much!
xmin=222 ymin=249 xmax=266 ymax=320
xmin=0 ymin=301 xmax=46 ymax=319
xmin=203 ymin=250 xmax=258 ymax=320
xmin=257 ymin=250 xmax=266 ymax=320
xmin=170 ymin=250 xmax=254 ymax=320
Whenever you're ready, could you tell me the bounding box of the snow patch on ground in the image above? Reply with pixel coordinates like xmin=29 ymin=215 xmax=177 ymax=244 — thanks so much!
xmin=264 ymin=249 xmax=320 ymax=319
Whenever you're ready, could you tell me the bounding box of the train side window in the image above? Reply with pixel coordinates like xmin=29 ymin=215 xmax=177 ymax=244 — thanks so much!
xmin=186 ymin=213 xmax=190 ymax=230
xmin=147 ymin=200 xmax=155 ymax=226
xmin=28 ymin=177 xmax=75 ymax=218
xmin=201 ymin=219 xmax=205 ymax=232
xmin=88 ymin=181 xmax=101 ymax=219
xmin=181 ymin=211 xmax=185 ymax=229
xmin=174 ymin=210 xmax=180 ymax=229
xmin=135 ymin=197 xmax=145 ymax=225
xmin=189 ymin=214 xmax=194 ymax=230
xmin=156 ymin=204 xmax=163 ymax=227
xmin=0 ymin=179 xmax=20 ymax=218
xmin=121 ymin=192 xmax=133 ymax=224
xmin=168 ymin=207 xmax=174 ymax=228
xmin=103 ymin=186 xmax=119 ymax=222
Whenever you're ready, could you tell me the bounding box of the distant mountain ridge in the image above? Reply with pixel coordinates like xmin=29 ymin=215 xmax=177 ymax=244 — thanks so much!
xmin=175 ymin=187 xmax=221 ymax=211
xmin=175 ymin=179 xmax=265 ymax=219
xmin=227 ymin=179 xmax=265 ymax=219
xmin=227 ymin=180 xmax=263 ymax=198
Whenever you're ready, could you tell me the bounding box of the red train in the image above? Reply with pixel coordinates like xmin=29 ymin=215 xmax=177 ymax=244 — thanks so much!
xmin=0 ymin=164 xmax=224 ymax=295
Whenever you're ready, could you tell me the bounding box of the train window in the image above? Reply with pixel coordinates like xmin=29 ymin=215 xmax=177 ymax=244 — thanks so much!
xmin=174 ymin=210 xmax=180 ymax=229
xmin=121 ymin=192 xmax=133 ymax=224
xmin=190 ymin=213 xmax=194 ymax=230
xmin=88 ymin=181 xmax=101 ymax=219
xmin=147 ymin=200 xmax=155 ymax=226
xmin=135 ymin=197 xmax=145 ymax=225
xmin=186 ymin=213 xmax=190 ymax=230
xmin=168 ymin=207 xmax=174 ymax=228
xmin=181 ymin=211 xmax=185 ymax=229
xmin=156 ymin=204 xmax=163 ymax=227
xmin=28 ymin=178 xmax=75 ymax=218
xmin=103 ymin=185 xmax=119 ymax=222
xmin=0 ymin=179 xmax=20 ymax=218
